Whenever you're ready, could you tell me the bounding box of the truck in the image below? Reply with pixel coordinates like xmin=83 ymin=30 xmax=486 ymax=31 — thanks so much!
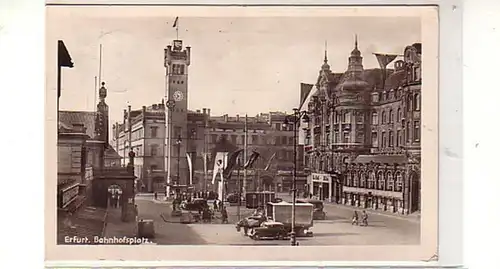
xmin=265 ymin=201 xmax=314 ymax=237
xmin=245 ymin=191 xmax=276 ymax=209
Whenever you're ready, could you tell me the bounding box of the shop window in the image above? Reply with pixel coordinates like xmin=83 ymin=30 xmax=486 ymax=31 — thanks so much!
xmin=377 ymin=171 xmax=385 ymax=190
xmin=387 ymin=173 xmax=394 ymax=191
xmin=395 ymin=172 xmax=403 ymax=192
xmin=368 ymin=172 xmax=376 ymax=189
xmin=360 ymin=173 xmax=366 ymax=188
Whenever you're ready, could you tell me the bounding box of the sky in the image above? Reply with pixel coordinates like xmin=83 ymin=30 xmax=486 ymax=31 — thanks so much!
xmin=46 ymin=7 xmax=421 ymax=125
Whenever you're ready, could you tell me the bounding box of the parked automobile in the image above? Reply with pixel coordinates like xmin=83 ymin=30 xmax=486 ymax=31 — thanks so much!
xmin=182 ymin=198 xmax=209 ymax=212
xmin=235 ymin=214 xmax=267 ymax=233
xmin=227 ymin=193 xmax=243 ymax=206
xmin=248 ymin=221 xmax=289 ymax=240
xmin=297 ymin=199 xmax=326 ymax=220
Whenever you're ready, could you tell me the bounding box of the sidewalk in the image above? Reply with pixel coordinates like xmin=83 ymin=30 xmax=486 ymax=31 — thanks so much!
xmin=323 ymin=202 xmax=421 ymax=223
xmin=103 ymin=208 xmax=138 ymax=241
xmin=275 ymin=192 xmax=420 ymax=223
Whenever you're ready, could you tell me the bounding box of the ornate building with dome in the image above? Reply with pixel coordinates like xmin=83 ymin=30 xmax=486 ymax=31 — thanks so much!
xmin=299 ymin=38 xmax=422 ymax=215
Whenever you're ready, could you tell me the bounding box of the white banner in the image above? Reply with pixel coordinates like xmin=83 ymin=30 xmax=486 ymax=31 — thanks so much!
xmin=212 ymin=152 xmax=228 ymax=184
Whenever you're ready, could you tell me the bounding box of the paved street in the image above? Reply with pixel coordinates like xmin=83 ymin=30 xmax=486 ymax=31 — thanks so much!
xmin=135 ymin=197 xmax=207 ymax=244
xmin=134 ymin=193 xmax=420 ymax=245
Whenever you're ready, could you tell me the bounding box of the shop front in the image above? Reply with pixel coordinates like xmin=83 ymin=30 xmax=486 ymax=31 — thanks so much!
xmin=307 ymin=173 xmax=332 ymax=202
xmin=342 ymin=186 xmax=404 ymax=213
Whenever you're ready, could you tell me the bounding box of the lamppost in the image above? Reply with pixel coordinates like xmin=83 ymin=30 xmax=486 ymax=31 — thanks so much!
xmin=176 ymin=135 xmax=182 ymax=190
xmin=282 ymin=108 xmax=309 ymax=246
xmin=165 ymin=100 xmax=175 ymax=198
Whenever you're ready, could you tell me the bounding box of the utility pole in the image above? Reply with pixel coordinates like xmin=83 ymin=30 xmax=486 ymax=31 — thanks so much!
xmin=243 ymin=114 xmax=248 ymax=195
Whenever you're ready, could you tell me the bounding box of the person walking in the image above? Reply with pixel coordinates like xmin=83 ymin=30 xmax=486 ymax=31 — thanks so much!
xmin=352 ymin=210 xmax=359 ymax=225
xmin=361 ymin=210 xmax=369 ymax=226
xmin=213 ymin=199 xmax=218 ymax=211
xmin=221 ymin=206 xmax=229 ymax=224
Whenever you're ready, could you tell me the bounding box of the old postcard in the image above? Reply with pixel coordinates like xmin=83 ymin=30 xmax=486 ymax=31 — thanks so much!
xmin=45 ymin=4 xmax=439 ymax=263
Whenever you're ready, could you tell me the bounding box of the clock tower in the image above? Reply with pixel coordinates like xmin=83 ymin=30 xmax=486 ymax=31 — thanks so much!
xmin=164 ymin=39 xmax=191 ymax=197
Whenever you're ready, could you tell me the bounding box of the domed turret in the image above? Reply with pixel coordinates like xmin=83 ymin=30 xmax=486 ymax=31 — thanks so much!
xmin=350 ymin=34 xmax=361 ymax=57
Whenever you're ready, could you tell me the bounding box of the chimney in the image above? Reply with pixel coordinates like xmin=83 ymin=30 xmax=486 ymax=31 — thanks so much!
xmin=236 ymin=114 xmax=240 ymax=121
xmin=207 ymin=108 xmax=211 ymax=117
xmin=224 ymin=114 xmax=228 ymax=122
xmin=196 ymin=109 xmax=201 ymax=113
xmin=123 ymin=109 xmax=127 ymax=119
xmin=152 ymin=104 xmax=157 ymax=110
xmin=202 ymin=108 xmax=207 ymax=115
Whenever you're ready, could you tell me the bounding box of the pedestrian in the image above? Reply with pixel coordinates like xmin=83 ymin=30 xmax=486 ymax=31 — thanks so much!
xmin=154 ymin=192 xmax=158 ymax=200
xmin=221 ymin=206 xmax=228 ymax=224
xmin=309 ymin=193 xmax=313 ymax=199
xmin=213 ymin=199 xmax=218 ymax=211
xmin=352 ymin=210 xmax=359 ymax=225
xmin=361 ymin=210 xmax=368 ymax=226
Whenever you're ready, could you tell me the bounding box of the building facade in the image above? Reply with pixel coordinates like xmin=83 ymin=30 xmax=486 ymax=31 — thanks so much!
xmin=114 ymin=107 xmax=307 ymax=194
xmin=300 ymin=39 xmax=421 ymax=214
xmin=113 ymin=102 xmax=167 ymax=192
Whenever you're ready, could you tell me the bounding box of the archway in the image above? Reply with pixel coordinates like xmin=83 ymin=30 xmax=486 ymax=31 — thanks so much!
xmin=107 ymin=184 xmax=123 ymax=209
xmin=409 ymin=171 xmax=420 ymax=213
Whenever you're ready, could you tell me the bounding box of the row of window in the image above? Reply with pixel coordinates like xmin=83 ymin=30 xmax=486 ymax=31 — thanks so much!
xmin=170 ymin=64 xmax=185 ymax=75
xmin=209 ymin=134 xmax=294 ymax=146
xmin=345 ymin=171 xmax=404 ymax=192
xmin=305 ymin=120 xmax=420 ymax=147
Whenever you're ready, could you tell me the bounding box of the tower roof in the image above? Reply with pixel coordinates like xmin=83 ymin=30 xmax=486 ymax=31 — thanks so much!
xmin=350 ymin=34 xmax=361 ymax=57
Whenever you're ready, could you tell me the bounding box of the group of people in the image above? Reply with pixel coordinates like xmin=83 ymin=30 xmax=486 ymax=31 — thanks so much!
xmin=352 ymin=210 xmax=369 ymax=226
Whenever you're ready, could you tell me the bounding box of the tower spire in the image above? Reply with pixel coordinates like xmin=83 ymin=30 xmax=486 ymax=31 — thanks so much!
xmin=324 ymin=40 xmax=328 ymax=63
xmin=355 ymin=34 xmax=358 ymax=49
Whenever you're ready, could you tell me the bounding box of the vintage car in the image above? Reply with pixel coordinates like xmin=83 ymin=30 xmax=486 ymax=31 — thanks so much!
xmin=297 ymin=199 xmax=326 ymax=220
xmin=182 ymin=198 xmax=209 ymax=212
xmin=227 ymin=193 xmax=243 ymax=206
xmin=248 ymin=221 xmax=289 ymax=240
xmin=235 ymin=214 xmax=267 ymax=233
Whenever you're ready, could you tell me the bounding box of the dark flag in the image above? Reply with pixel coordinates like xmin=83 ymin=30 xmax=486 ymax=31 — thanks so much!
xmin=264 ymin=152 xmax=277 ymax=171
xmin=373 ymin=53 xmax=398 ymax=70
xmin=57 ymin=40 xmax=74 ymax=97
xmin=173 ymin=17 xmax=179 ymax=28
xmin=373 ymin=53 xmax=398 ymax=90
xmin=223 ymin=149 xmax=244 ymax=178
xmin=244 ymin=151 xmax=260 ymax=169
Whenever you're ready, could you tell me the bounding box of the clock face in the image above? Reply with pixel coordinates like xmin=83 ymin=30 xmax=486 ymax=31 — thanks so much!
xmin=173 ymin=90 xmax=184 ymax=101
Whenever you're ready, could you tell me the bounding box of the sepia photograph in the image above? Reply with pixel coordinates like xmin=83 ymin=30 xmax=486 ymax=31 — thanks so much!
xmin=46 ymin=5 xmax=438 ymax=262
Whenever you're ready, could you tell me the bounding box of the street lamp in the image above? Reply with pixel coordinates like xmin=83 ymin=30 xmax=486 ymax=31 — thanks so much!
xmin=165 ymin=100 xmax=176 ymax=198
xmin=282 ymin=108 xmax=309 ymax=246
xmin=176 ymin=135 xmax=182 ymax=189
